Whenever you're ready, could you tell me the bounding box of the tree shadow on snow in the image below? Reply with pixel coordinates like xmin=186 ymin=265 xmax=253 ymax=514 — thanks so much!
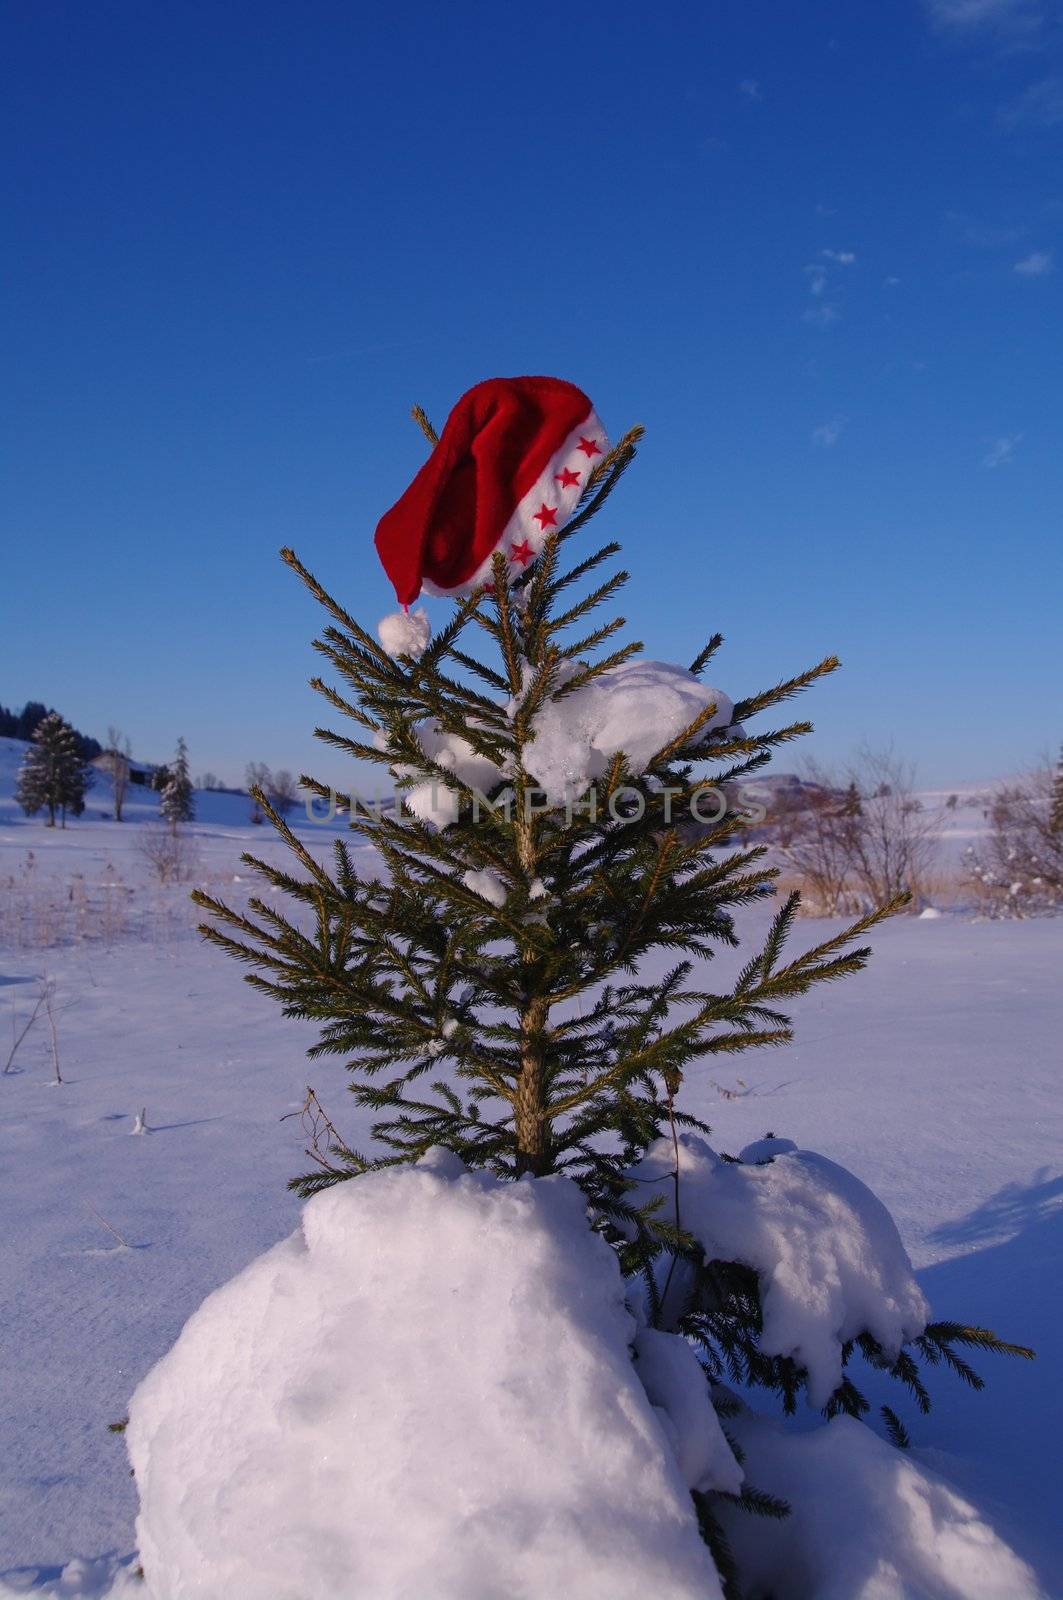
xmin=147 ymin=1115 xmax=226 ymax=1133
xmin=912 ymin=1172 xmax=1063 ymax=1580
xmin=928 ymin=1169 xmax=1063 ymax=1251
xmin=1 ymin=1551 xmax=137 ymax=1594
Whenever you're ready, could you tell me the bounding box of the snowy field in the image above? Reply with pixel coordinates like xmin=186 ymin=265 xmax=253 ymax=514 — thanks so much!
xmin=1 ymin=736 xmax=1060 ymax=1593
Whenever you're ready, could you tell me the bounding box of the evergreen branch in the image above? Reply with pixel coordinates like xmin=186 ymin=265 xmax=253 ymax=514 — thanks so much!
xmin=551 ymin=640 xmax=642 ymax=699
xmin=280 ymin=547 xmax=398 ymax=674
xmin=561 ymin=614 xmax=627 ymax=661
xmin=649 ymin=701 xmax=722 ymax=768
xmin=558 ymin=436 xmax=641 ymax=544
xmin=921 ymin=1322 xmax=1035 ymax=1362
xmin=248 ymin=788 xmax=336 ymax=888
xmin=880 ymin=1405 xmax=911 ymax=1449
xmin=491 ymin=554 xmax=524 ymax=694
xmin=550 ymin=570 xmax=629 ymax=634
xmin=412 ymin=589 xmax=486 ymax=677
xmin=308 ymin=678 xmax=379 ymax=732
xmin=411 ymin=404 xmax=439 ymax=447
xmin=689 ymin=634 xmax=724 ymax=678
xmin=585 ymin=424 xmax=645 ymax=491
xmin=540 ymin=541 xmax=622 ymax=604
xmin=444 ymin=647 xmax=511 ymax=692
xmin=731 ymin=656 xmax=840 ymax=722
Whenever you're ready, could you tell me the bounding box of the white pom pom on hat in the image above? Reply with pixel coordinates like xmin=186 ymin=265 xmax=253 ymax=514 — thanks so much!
xmin=377 ymin=606 xmax=431 ymax=660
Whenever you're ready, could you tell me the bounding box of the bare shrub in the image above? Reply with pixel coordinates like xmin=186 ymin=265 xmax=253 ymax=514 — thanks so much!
xmin=0 ymin=853 xmax=80 ymax=947
xmin=773 ymin=748 xmax=937 ymax=913
xmin=98 ymin=863 xmax=131 ymax=946
xmin=101 ymin=726 xmax=132 ymax=821
xmin=246 ymin=762 xmax=271 ymax=823
xmin=4 ymin=978 xmax=70 ymax=1079
xmin=844 ymin=746 xmax=938 ymax=906
xmin=772 ymin=765 xmax=863 ymax=916
xmin=964 ymin=756 xmax=1063 ymax=918
xmin=268 ymin=768 xmax=299 ymax=816
xmin=138 ymin=825 xmax=200 ymax=886
xmin=4 ymin=987 xmax=47 ymax=1074
xmin=42 ymin=978 xmax=62 ymax=1083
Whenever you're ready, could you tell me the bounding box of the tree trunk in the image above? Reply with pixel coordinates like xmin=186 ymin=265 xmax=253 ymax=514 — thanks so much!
xmin=513 ymin=774 xmax=549 ymax=1175
xmin=515 ymin=997 xmax=548 ymax=1176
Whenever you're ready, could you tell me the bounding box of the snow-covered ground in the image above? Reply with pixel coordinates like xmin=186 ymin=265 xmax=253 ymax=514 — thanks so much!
xmin=1 ymin=736 xmax=1060 ymax=1593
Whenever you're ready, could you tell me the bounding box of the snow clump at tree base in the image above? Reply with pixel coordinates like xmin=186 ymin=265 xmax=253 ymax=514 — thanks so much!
xmin=105 ymin=1150 xmax=1040 ymax=1600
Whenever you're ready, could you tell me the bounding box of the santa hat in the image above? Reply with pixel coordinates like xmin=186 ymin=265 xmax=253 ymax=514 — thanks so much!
xmin=375 ymin=376 xmax=609 ymax=616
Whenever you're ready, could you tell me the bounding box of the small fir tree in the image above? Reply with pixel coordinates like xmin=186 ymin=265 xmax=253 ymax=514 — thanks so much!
xmin=160 ymin=737 xmax=194 ymax=834
xmin=15 ymin=710 xmax=94 ymax=827
xmin=1050 ymin=745 xmax=1063 ymax=837
xmin=194 ymin=403 xmax=1030 ymax=1586
xmin=965 ymin=752 xmax=1063 ymax=916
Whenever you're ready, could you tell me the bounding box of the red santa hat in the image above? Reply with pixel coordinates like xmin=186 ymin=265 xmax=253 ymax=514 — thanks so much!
xmin=375 ymin=376 xmax=609 ymax=610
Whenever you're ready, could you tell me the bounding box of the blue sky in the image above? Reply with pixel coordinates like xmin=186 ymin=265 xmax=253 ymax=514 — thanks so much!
xmin=3 ymin=0 xmax=1060 ymax=788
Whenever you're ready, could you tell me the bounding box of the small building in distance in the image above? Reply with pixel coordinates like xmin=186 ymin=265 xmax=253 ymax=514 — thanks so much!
xmin=90 ymin=753 xmax=158 ymax=788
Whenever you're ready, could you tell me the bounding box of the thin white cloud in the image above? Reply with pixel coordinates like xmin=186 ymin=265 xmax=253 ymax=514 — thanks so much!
xmin=822 ymin=249 xmax=857 ymax=264
xmin=945 ymin=208 xmax=1025 ymax=248
xmin=738 ymin=78 xmax=762 ymax=101
xmin=982 ymin=433 xmax=1022 ymax=467
xmin=999 ymin=76 xmax=1063 ymax=127
xmin=803 ymin=303 xmax=840 ymax=328
xmin=929 ymin=0 xmax=1033 ymax=22
xmin=805 ymin=265 xmax=828 ymax=296
xmin=926 ymin=0 xmax=1043 ymax=42
xmin=1014 ymin=248 xmax=1054 ymax=274
xmin=885 ymin=275 xmax=902 ymax=286
xmin=812 ymin=419 xmax=845 ymax=448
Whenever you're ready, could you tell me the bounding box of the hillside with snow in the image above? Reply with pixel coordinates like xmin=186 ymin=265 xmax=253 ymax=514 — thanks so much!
xmin=0 ymin=736 xmax=1060 ymax=1595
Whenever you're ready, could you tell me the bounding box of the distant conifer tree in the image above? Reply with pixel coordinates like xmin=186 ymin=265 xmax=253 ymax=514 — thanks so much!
xmin=15 ymin=710 xmax=94 ymax=827
xmin=841 ymin=779 xmax=862 ymax=817
xmin=160 ymin=737 xmax=194 ymax=833
xmin=1050 ymin=746 xmax=1063 ymax=837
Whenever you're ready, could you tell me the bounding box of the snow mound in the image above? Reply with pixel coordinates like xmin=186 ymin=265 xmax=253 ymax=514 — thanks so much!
xmin=631 ymin=1135 xmax=929 ymax=1406
xmin=634 ymin=1326 xmax=743 ymax=1495
xmin=720 ymin=1411 xmax=1045 ymax=1600
xmin=738 ymin=1135 xmax=798 ymax=1163
xmin=523 ymin=660 xmax=734 ymax=804
xmin=125 ymin=1152 xmax=730 ymax=1600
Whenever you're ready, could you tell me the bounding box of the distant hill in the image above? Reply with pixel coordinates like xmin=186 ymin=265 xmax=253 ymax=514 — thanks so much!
xmin=0 ymin=701 xmax=101 ymax=762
